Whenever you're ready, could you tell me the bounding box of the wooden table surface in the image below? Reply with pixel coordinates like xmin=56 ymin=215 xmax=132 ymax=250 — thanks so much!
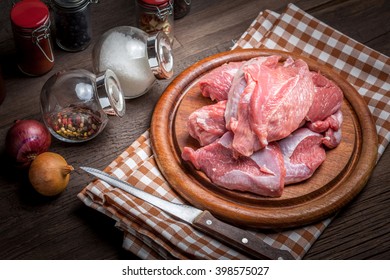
xmin=0 ymin=0 xmax=389 ymax=260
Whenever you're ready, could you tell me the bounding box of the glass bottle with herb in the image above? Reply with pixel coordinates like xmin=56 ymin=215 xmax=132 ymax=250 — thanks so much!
xmin=10 ymin=0 xmax=55 ymax=76
xmin=51 ymin=0 xmax=99 ymax=52
xmin=40 ymin=69 xmax=125 ymax=143
xmin=135 ymin=0 xmax=174 ymax=44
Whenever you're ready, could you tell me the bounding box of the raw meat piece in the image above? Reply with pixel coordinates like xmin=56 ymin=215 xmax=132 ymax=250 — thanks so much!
xmin=187 ymin=101 xmax=227 ymax=146
xmin=322 ymin=110 xmax=343 ymax=149
xmin=199 ymin=61 xmax=243 ymax=101
xmin=278 ymin=128 xmax=326 ymax=185
xmin=182 ymin=55 xmax=344 ymax=197
xmin=323 ymin=126 xmax=342 ymax=149
xmin=307 ymin=109 xmax=343 ymax=133
xmin=305 ymin=72 xmax=343 ymax=149
xmin=225 ymin=55 xmax=280 ymax=131
xmin=225 ymin=55 xmax=280 ymax=156
xmin=182 ymin=132 xmax=285 ymax=197
xmin=306 ymin=72 xmax=343 ymax=123
xmin=307 ymin=109 xmax=343 ymax=148
xmin=249 ymin=58 xmax=315 ymax=148
xmin=228 ymin=71 xmax=261 ymax=156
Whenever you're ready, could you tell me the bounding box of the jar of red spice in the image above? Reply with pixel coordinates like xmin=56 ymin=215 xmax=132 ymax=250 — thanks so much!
xmin=135 ymin=0 xmax=174 ymax=43
xmin=10 ymin=0 xmax=55 ymax=76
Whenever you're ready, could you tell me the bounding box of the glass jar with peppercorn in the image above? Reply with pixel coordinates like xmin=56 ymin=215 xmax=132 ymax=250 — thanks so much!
xmin=51 ymin=0 xmax=99 ymax=52
xmin=135 ymin=0 xmax=174 ymax=44
xmin=10 ymin=0 xmax=55 ymax=76
xmin=40 ymin=69 xmax=125 ymax=143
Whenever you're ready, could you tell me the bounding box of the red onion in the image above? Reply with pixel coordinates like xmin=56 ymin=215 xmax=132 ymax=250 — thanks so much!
xmin=5 ymin=119 xmax=51 ymax=168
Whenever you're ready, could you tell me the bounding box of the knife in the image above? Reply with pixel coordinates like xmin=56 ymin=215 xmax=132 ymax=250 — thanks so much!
xmin=80 ymin=166 xmax=294 ymax=260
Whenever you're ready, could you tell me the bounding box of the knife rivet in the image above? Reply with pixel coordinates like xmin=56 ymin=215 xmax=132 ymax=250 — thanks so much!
xmin=242 ymin=238 xmax=248 ymax=244
xmin=206 ymin=220 xmax=212 ymax=225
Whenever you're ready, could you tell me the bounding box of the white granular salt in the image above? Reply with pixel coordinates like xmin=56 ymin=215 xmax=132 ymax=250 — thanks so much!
xmin=98 ymin=31 xmax=155 ymax=98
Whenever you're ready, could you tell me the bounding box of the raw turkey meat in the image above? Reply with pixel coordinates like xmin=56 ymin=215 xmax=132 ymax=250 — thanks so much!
xmin=305 ymin=72 xmax=343 ymax=149
xmin=306 ymin=72 xmax=343 ymax=123
xmin=228 ymin=69 xmax=260 ymax=157
xmin=187 ymin=101 xmax=227 ymax=146
xmin=224 ymin=55 xmax=280 ymax=131
xmin=322 ymin=110 xmax=343 ymax=149
xmin=306 ymin=109 xmax=343 ymax=148
xmin=199 ymin=61 xmax=243 ymax=101
xmin=182 ymin=132 xmax=285 ymax=197
xmin=278 ymin=128 xmax=326 ymax=185
xmin=181 ymin=55 xmax=344 ymax=197
xmin=248 ymin=57 xmax=314 ymax=148
xmin=225 ymin=55 xmax=281 ymax=156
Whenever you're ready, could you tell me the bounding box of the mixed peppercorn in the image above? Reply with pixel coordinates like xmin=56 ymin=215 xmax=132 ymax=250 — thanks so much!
xmin=46 ymin=106 xmax=103 ymax=141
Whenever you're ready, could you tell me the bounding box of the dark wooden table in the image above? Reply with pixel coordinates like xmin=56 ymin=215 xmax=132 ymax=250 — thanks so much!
xmin=0 ymin=0 xmax=389 ymax=260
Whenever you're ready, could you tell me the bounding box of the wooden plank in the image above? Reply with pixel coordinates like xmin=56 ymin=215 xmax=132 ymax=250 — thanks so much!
xmin=0 ymin=0 xmax=388 ymax=260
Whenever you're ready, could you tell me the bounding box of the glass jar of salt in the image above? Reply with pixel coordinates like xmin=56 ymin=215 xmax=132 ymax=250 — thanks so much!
xmin=92 ymin=26 xmax=173 ymax=99
xmin=40 ymin=69 xmax=125 ymax=143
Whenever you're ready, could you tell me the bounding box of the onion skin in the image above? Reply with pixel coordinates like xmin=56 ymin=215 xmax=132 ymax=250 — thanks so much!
xmin=5 ymin=119 xmax=51 ymax=168
xmin=28 ymin=152 xmax=74 ymax=196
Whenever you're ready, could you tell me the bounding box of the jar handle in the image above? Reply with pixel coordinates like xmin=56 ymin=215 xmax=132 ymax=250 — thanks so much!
xmin=32 ymin=23 xmax=54 ymax=63
xmin=35 ymin=40 xmax=54 ymax=63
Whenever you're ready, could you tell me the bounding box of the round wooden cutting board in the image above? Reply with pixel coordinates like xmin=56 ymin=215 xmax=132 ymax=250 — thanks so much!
xmin=150 ymin=49 xmax=378 ymax=229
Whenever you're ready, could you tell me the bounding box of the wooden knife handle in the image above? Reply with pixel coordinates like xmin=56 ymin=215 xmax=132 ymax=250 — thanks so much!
xmin=193 ymin=210 xmax=295 ymax=260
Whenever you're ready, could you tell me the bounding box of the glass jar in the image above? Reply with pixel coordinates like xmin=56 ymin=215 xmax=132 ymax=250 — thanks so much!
xmin=10 ymin=0 xmax=55 ymax=76
xmin=174 ymin=0 xmax=191 ymax=19
xmin=135 ymin=0 xmax=174 ymax=44
xmin=40 ymin=69 xmax=125 ymax=143
xmin=51 ymin=0 xmax=98 ymax=52
xmin=92 ymin=26 xmax=173 ymax=99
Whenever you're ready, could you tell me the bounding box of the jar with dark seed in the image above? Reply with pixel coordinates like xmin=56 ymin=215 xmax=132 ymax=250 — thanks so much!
xmin=51 ymin=0 xmax=99 ymax=52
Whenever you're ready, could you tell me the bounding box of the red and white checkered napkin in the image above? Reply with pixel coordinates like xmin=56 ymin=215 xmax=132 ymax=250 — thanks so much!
xmin=78 ymin=3 xmax=390 ymax=259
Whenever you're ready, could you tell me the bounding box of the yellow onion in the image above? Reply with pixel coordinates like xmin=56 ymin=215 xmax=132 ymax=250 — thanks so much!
xmin=28 ymin=152 xmax=74 ymax=196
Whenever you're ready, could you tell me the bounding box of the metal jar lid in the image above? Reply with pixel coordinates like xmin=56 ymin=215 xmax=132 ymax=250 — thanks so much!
xmin=146 ymin=31 xmax=173 ymax=79
xmin=52 ymin=0 xmax=97 ymax=10
xmin=137 ymin=0 xmax=173 ymax=18
xmin=96 ymin=69 xmax=125 ymax=117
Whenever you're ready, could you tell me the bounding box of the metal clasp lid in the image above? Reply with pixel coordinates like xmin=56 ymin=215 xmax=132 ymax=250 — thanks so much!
xmin=155 ymin=0 xmax=173 ymax=20
xmin=32 ymin=19 xmax=54 ymax=63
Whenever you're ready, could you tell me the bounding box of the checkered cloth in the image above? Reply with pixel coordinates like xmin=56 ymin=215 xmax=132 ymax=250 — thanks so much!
xmin=78 ymin=3 xmax=390 ymax=259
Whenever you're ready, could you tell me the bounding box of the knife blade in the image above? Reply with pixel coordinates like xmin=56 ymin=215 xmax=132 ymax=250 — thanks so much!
xmin=80 ymin=166 xmax=294 ymax=260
